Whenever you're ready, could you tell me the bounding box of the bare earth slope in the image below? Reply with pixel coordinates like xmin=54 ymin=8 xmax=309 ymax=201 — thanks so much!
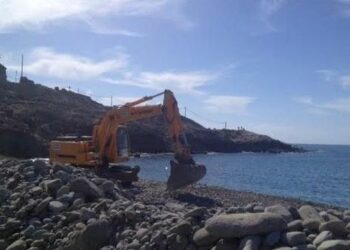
xmin=0 ymin=79 xmax=302 ymax=158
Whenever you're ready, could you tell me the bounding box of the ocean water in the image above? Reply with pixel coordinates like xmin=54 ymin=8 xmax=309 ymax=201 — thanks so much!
xmin=129 ymin=144 xmax=350 ymax=208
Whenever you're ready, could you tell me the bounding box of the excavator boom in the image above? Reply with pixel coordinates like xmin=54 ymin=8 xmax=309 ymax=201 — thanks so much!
xmin=49 ymin=89 xmax=206 ymax=190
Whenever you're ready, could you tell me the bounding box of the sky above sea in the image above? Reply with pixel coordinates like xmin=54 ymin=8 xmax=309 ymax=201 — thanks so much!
xmin=1 ymin=0 xmax=350 ymax=145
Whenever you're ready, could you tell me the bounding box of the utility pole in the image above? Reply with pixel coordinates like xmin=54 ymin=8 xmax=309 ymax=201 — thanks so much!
xmin=110 ymin=96 xmax=113 ymax=107
xmin=14 ymin=71 xmax=17 ymax=82
xmin=20 ymin=54 xmax=24 ymax=78
xmin=224 ymin=122 xmax=227 ymax=130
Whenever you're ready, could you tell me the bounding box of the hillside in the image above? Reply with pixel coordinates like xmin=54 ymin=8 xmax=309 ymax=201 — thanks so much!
xmin=0 ymin=71 xmax=302 ymax=158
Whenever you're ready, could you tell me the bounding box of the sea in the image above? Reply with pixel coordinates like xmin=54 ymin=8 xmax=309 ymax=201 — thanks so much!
xmin=129 ymin=144 xmax=350 ymax=208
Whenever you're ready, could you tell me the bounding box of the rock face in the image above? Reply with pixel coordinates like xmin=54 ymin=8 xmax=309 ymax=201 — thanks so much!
xmin=205 ymin=212 xmax=287 ymax=238
xmin=0 ymin=76 xmax=302 ymax=158
xmin=0 ymin=64 xmax=6 ymax=83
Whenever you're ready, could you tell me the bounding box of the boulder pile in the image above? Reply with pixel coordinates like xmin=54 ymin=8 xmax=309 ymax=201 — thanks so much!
xmin=0 ymin=158 xmax=349 ymax=250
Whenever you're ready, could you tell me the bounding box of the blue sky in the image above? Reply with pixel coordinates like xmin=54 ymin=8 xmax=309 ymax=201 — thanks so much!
xmin=1 ymin=0 xmax=350 ymax=144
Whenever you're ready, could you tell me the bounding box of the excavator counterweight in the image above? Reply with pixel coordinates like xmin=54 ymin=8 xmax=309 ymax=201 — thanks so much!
xmin=49 ymin=89 xmax=206 ymax=190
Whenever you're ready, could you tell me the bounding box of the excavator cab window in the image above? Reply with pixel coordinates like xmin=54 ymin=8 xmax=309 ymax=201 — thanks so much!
xmin=116 ymin=126 xmax=129 ymax=157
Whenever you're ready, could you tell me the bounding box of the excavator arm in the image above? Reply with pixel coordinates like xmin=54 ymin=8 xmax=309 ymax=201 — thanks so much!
xmin=92 ymin=90 xmax=206 ymax=190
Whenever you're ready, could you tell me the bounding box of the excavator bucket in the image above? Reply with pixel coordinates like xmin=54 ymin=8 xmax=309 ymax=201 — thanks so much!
xmin=166 ymin=159 xmax=207 ymax=191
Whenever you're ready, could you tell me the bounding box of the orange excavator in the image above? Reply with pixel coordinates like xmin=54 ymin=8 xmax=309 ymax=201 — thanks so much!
xmin=49 ymin=90 xmax=206 ymax=190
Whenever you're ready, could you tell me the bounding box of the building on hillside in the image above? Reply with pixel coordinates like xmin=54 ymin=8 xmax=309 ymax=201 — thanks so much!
xmin=0 ymin=64 xmax=7 ymax=83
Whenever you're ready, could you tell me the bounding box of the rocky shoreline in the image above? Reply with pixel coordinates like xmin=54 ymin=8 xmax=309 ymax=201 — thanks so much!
xmin=0 ymin=158 xmax=349 ymax=250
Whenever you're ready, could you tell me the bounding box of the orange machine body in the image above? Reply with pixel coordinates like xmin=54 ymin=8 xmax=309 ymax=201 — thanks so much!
xmin=49 ymin=90 xmax=191 ymax=168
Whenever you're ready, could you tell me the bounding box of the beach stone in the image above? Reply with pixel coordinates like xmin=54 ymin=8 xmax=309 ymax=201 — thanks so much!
xmin=238 ymin=235 xmax=261 ymax=250
xmin=273 ymin=248 xmax=293 ymax=250
xmin=264 ymin=231 xmax=281 ymax=247
xmin=298 ymin=206 xmax=322 ymax=221
xmin=193 ymin=228 xmax=219 ymax=247
xmin=79 ymin=219 xmax=112 ymax=250
xmin=319 ymin=221 xmax=347 ymax=236
xmin=265 ymin=205 xmax=293 ymax=222
xmin=70 ymin=177 xmax=104 ymax=200
xmin=184 ymin=207 xmax=207 ymax=218
xmin=293 ymin=244 xmax=316 ymax=250
xmin=41 ymin=179 xmax=62 ymax=196
xmin=205 ymin=212 xmax=287 ymax=238
xmin=33 ymin=160 xmax=49 ymax=175
xmin=317 ymin=240 xmax=350 ymax=250
xmin=23 ymin=225 xmax=35 ymax=237
xmin=48 ymin=201 xmax=66 ymax=213
xmin=56 ymin=186 xmax=69 ymax=197
xmin=288 ymin=220 xmax=303 ymax=231
xmin=303 ymin=219 xmax=321 ymax=232
xmin=30 ymin=187 xmax=43 ymax=196
xmin=313 ymin=231 xmax=333 ymax=247
xmin=169 ymin=221 xmax=192 ymax=236
xmin=214 ymin=238 xmax=238 ymax=250
xmin=288 ymin=207 xmax=301 ymax=220
xmin=282 ymin=232 xmax=306 ymax=246
xmin=101 ymin=180 xmax=114 ymax=194
xmin=53 ymin=170 xmax=71 ymax=183
xmin=5 ymin=239 xmax=26 ymax=250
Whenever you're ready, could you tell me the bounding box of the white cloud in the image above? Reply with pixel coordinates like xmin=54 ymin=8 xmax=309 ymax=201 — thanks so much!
xmin=94 ymin=96 xmax=142 ymax=106
xmin=295 ymin=95 xmax=350 ymax=114
xmin=204 ymin=96 xmax=255 ymax=115
xmin=103 ymin=70 xmax=218 ymax=94
xmin=339 ymin=75 xmax=350 ymax=88
xmin=7 ymin=47 xmax=128 ymax=80
xmin=259 ymin=0 xmax=287 ymax=31
xmin=316 ymin=69 xmax=336 ymax=82
xmin=0 ymin=0 xmax=192 ymax=34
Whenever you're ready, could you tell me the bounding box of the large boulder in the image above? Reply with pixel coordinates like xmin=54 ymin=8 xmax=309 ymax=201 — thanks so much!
xmin=265 ymin=205 xmax=293 ymax=222
xmin=69 ymin=177 xmax=104 ymax=201
xmin=317 ymin=240 xmax=350 ymax=250
xmin=313 ymin=231 xmax=333 ymax=247
xmin=319 ymin=220 xmax=348 ymax=237
xmin=205 ymin=212 xmax=287 ymax=238
xmin=193 ymin=228 xmax=219 ymax=247
xmin=298 ymin=205 xmax=322 ymax=221
xmin=78 ymin=219 xmax=112 ymax=250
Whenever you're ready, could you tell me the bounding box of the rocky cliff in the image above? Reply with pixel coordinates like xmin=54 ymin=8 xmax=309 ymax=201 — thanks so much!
xmin=0 ymin=73 xmax=302 ymax=158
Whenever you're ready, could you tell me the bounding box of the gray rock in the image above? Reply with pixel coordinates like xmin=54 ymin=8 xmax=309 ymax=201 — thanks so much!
xmin=193 ymin=228 xmax=219 ymax=247
xmin=317 ymin=240 xmax=350 ymax=250
xmin=205 ymin=212 xmax=287 ymax=238
xmin=30 ymin=187 xmax=43 ymax=196
xmin=70 ymin=178 xmax=104 ymax=200
xmin=41 ymin=179 xmax=62 ymax=196
xmin=33 ymin=160 xmax=49 ymax=175
xmin=288 ymin=220 xmax=303 ymax=231
xmin=313 ymin=231 xmax=333 ymax=247
xmin=48 ymin=201 xmax=66 ymax=213
xmin=169 ymin=221 xmax=192 ymax=236
xmin=184 ymin=207 xmax=207 ymax=218
xmin=213 ymin=238 xmax=238 ymax=250
xmin=5 ymin=239 xmax=26 ymax=250
xmin=298 ymin=206 xmax=322 ymax=221
xmin=80 ymin=207 xmax=97 ymax=222
xmin=319 ymin=221 xmax=347 ymax=236
xmin=265 ymin=205 xmax=293 ymax=222
xmin=101 ymin=180 xmax=114 ymax=195
xmin=79 ymin=219 xmax=112 ymax=250
xmin=282 ymin=232 xmax=306 ymax=246
xmin=34 ymin=197 xmax=52 ymax=214
xmin=53 ymin=170 xmax=71 ymax=183
xmin=238 ymin=235 xmax=261 ymax=250
xmin=23 ymin=225 xmax=35 ymax=237
xmin=303 ymin=219 xmax=321 ymax=232
xmin=56 ymin=186 xmax=69 ymax=197
xmin=264 ymin=231 xmax=281 ymax=247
